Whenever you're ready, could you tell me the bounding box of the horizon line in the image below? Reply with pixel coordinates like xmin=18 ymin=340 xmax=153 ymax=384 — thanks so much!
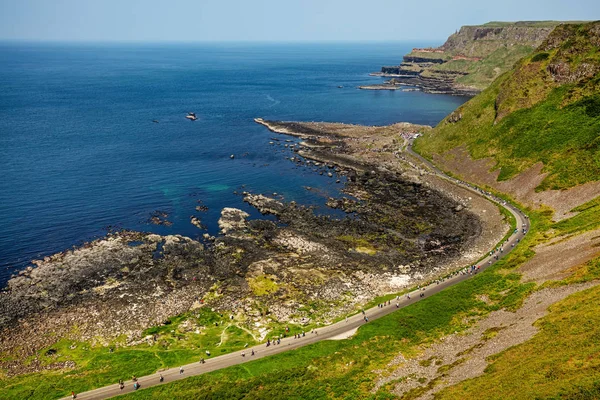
xmin=0 ymin=38 xmax=445 ymax=45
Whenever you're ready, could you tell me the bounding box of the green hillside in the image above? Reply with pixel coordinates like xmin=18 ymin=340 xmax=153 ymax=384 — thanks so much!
xmin=414 ymin=21 xmax=600 ymax=190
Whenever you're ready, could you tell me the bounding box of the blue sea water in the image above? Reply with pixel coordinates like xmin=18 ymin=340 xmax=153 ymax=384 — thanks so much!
xmin=0 ymin=42 xmax=467 ymax=285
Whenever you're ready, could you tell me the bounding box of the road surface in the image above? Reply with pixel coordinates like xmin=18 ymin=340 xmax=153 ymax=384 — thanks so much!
xmin=64 ymin=142 xmax=529 ymax=400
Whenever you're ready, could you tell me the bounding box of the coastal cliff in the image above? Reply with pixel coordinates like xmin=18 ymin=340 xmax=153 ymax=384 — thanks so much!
xmin=415 ymin=21 xmax=600 ymax=194
xmin=368 ymin=21 xmax=561 ymax=95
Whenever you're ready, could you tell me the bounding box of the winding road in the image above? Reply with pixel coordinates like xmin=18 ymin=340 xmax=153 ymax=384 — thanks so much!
xmin=63 ymin=141 xmax=529 ymax=400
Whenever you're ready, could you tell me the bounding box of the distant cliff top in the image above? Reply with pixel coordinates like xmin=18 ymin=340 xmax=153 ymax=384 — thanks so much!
xmin=386 ymin=21 xmax=568 ymax=94
xmin=436 ymin=22 xmax=561 ymax=58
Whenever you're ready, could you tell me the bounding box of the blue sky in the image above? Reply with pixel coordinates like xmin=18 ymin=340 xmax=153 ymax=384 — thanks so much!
xmin=0 ymin=0 xmax=598 ymax=42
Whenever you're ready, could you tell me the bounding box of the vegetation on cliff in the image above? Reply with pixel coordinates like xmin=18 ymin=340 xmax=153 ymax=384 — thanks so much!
xmin=414 ymin=21 xmax=600 ymax=191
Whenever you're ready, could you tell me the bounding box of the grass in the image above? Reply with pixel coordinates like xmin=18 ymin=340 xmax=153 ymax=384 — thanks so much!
xmin=247 ymin=274 xmax=279 ymax=296
xmin=0 ymin=308 xmax=259 ymax=399
xmin=552 ymin=196 xmax=600 ymax=236
xmin=455 ymin=45 xmax=535 ymax=89
xmin=114 ymin=265 xmax=527 ymax=399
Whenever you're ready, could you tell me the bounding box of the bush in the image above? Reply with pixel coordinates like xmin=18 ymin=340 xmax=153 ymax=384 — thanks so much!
xmin=531 ymin=52 xmax=550 ymax=62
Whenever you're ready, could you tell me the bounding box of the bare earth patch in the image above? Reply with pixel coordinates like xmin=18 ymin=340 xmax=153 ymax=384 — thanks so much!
xmin=374 ymin=282 xmax=598 ymax=399
xmin=433 ymin=146 xmax=600 ymax=221
xmin=519 ymin=229 xmax=600 ymax=283
xmin=327 ymin=326 xmax=359 ymax=341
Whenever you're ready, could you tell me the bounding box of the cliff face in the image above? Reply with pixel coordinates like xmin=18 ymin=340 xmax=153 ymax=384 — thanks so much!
xmin=439 ymin=22 xmax=557 ymax=56
xmin=414 ymin=21 xmax=600 ymax=191
xmin=378 ymin=21 xmax=561 ymax=95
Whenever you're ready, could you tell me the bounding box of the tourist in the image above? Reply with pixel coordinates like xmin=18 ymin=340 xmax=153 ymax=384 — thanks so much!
xmin=160 ymin=374 xmax=164 ymax=382
xmin=179 ymin=366 xmax=184 ymax=374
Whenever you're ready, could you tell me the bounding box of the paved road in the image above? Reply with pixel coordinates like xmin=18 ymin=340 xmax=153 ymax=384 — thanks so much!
xmin=64 ymin=143 xmax=529 ymax=400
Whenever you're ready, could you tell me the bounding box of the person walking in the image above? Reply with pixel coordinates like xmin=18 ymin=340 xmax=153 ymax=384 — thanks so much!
xmin=179 ymin=366 xmax=184 ymax=375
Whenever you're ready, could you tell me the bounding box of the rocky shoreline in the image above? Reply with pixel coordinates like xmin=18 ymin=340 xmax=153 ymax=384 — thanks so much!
xmin=361 ymin=75 xmax=480 ymax=96
xmin=0 ymin=118 xmax=507 ymax=377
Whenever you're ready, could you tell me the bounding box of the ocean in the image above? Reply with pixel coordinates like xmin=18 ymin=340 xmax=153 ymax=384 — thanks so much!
xmin=0 ymin=42 xmax=467 ymax=285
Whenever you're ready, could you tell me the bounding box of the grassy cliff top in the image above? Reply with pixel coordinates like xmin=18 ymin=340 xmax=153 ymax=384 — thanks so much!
xmin=403 ymin=20 xmax=565 ymax=91
xmin=479 ymin=21 xmax=565 ymax=28
xmin=414 ymin=21 xmax=600 ymax=190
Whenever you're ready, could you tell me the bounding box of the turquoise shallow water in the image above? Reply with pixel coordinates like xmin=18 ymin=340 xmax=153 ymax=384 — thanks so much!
xmin=0 ymin=42 xmax=467 ymax=284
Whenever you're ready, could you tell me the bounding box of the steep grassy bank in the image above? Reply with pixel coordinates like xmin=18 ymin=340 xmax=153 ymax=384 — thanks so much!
xmin=414 ymin=21 xmax=600 ymax=191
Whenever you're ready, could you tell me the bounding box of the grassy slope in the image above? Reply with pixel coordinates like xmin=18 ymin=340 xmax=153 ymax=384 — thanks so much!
xmin=426 ymin=45 xmax=535 ymax=90
xmin=437 ymin=275 xmax=600 ymax=400
xmin=456 ymin=45 xmax=535 ymax=89
xmin=414 ymin=22 xmax=600 ymax=190
xmin=0 ymin=308 xmax=316 ymax=399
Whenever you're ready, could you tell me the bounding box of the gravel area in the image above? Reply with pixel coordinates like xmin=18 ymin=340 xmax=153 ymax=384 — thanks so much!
xmin=374 ymin=282 xmax=599 ymax=399
xmin=520 ymin=229 xmax=600 ymax=283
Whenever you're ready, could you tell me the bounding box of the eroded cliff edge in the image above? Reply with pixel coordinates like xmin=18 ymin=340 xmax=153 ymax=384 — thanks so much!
xmin=365 ymin=21 xmax=561 ymax=95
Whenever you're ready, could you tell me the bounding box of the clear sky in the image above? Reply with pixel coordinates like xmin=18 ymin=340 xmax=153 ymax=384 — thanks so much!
xmin=0 ymin=0 xmax=598 ymax=43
